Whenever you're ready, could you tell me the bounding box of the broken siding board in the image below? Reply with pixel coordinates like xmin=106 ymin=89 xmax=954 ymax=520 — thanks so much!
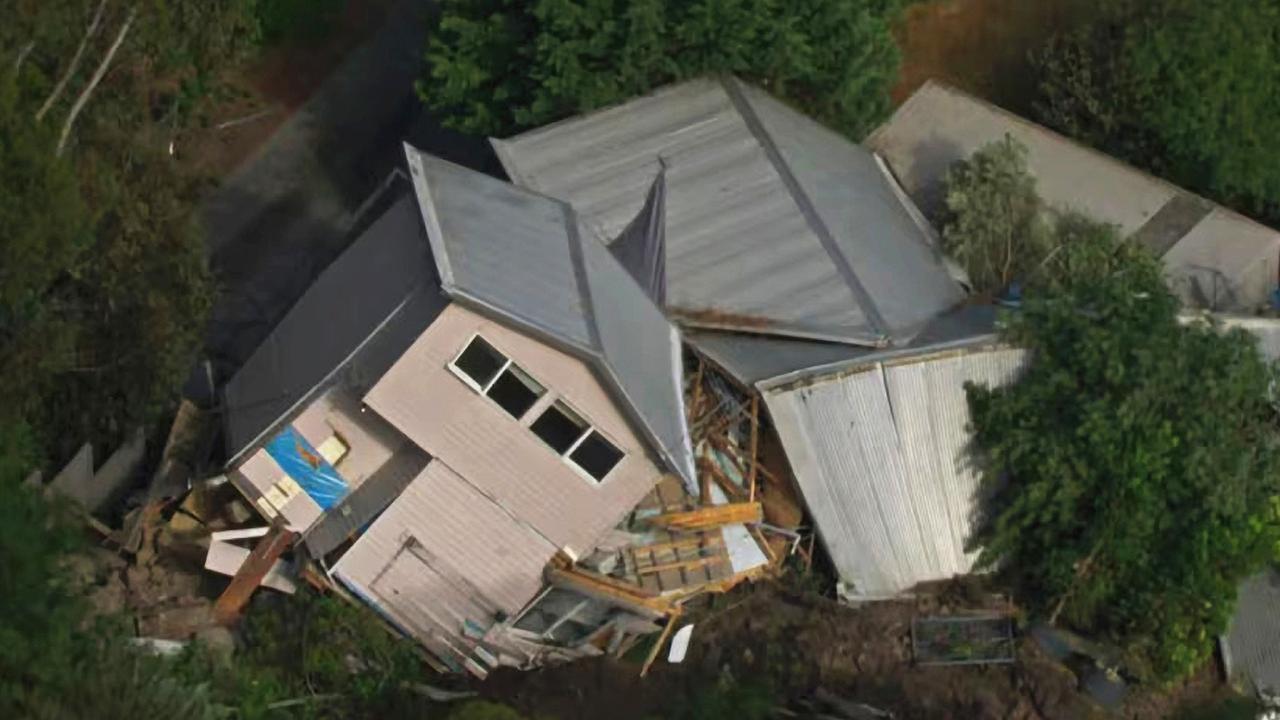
xmin=205 ymin=540 xmax=298 ymax=593
xmin=213 ymin=522 xmax=298 ymax=624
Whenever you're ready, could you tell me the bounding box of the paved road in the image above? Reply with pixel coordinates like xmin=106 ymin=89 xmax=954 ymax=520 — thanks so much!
xmin=193 ymin=0 xmax=499 ymax=403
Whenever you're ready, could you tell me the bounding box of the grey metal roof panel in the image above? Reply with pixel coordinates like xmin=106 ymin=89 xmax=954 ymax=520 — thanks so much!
xmin=580 ymin=219 xmax=696 ymax=484
xmin=732 ymin=80 xmax=964 ymax=339
xmin=1224 ymin=569 xmax=1280 ymax=693
xmin=404 ymin=146 xmax=695 ymax=487
xmin=688 ymin=304 xmax=1001 ymax=387
xmin=407 ymin=150 xmax=596 ymax=353
xmin=223 ymin=191 xmax=447 ymax=462
xmin=493 ymin=77 xmax=961 ymax=345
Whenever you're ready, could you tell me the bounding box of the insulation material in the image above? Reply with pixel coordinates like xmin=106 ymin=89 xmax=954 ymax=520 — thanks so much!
xmin=265 ymin=425 xmax=349 ymax=510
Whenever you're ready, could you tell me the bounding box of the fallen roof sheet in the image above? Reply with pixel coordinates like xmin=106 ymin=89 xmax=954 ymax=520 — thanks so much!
xmin=404 ymin=146 xmax=695 ymax=487
xmin=867 ymin=80 xmax=1280 ymax=312
xmin=493 ymin=76 xmax=963 ymax=346
xmin=222 ymin=187 xmax=449 ymax=463
xmin=763 ymin=344 xmax=1030 ymax=597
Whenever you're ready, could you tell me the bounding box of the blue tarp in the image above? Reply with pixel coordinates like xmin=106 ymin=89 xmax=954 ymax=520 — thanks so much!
xmin=266 ymin=425 xmax=349 ymax=509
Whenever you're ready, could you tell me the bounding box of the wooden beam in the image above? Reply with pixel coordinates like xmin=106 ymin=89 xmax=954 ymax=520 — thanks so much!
xmin=640 ymin=612 xmax=681 ymax=678
xmin=635 ymin=556 xmax=722 ymax=576
xmin=545 ymin=566 xmax=671 ymax=620
xmin=645 ymin=502 xmax=763 ymax=531
xmin=214 ymin=519 xmax=297 ymax=625
xmin=747 ymin=394 xmax=760 ymax=502
xmin=632 ymin=534 xmax=723 ymax=557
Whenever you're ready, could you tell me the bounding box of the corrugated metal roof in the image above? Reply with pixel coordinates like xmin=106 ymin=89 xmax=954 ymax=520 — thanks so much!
xmin=404 ymin=146 xmax=695 ymax=487
xmin=689 ymin=304 xmax=1000 ymax=387
xmin=763 ymin=345 xmax=1029 ymax=597
xmin=1224 ymin=569 xmax=1280 ymax=693
xmin=222 ymin=187 xmax=449 ymax=463
xmin=492 ymin=77 xmax=963 ymax=345
xmin=867 ymin=81 xmax=1280 ymax=312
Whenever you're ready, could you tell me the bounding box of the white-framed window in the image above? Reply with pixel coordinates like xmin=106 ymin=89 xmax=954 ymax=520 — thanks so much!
xmin=510 ymin=587 xmax=615 ymax=646
xmin=449 ymin=334 xmax=546 ymax=420
xmin=530 ymin=401 xmax=624 ymax=482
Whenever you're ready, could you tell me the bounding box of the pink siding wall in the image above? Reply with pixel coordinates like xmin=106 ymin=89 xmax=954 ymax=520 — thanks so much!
xmin=363 ymin=303 xmax=664 ymax=555
xmin=333 ymin=459 xmax=556 ymax=622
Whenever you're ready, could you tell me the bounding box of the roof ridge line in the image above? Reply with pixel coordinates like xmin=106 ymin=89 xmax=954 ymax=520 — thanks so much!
xmin=720 ymin=77 xmax=891 ymax=341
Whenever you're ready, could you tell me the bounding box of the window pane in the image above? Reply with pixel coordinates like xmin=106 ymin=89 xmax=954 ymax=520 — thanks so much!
xmin=453 ymin=336 xmax=506 ymax=388
xmin=531 ymin=403 xmax=586 ymax=454
xmin=487 ymin=366 xmax=544 ymax=419
xmin=570 ymin=431 xmax=623 ymax=481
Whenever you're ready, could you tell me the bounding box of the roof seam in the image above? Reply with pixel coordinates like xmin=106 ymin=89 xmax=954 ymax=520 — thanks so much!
xmin=562 ymin=204 xmax=603 ymax=352
xmin=721 ymin=77 xmax=891 ymax=342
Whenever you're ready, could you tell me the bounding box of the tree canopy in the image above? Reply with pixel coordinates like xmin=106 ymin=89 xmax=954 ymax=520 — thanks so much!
xmin=966 ymin=239 xmax=1280 ymax=681
xmin=420 ymin=0 xmax=903 ymax=138
xmin=1033 ymin=0 xmax=1280 ymax=220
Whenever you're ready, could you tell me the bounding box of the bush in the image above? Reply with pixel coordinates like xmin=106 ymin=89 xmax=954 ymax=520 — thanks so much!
xmin=966 ymin=244 xmax=1280 ymax=681
xmin=420 ymin=0 xmax=903 ymax=138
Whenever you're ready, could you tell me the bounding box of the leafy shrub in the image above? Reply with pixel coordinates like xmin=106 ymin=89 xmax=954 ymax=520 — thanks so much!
xmin=966 ymin=240 xmax=1280 ymax=681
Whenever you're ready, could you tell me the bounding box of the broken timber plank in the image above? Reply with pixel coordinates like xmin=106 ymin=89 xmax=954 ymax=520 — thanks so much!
xmin=545 ymin=565 xmax=670 ymax=620
xmin=645 ymin=502 xmax=763 ymax=531
xmin=635 ymin=556 xmax=722 ymax=576
xmin=747 ymin=395 xmax=760 ymax=502
xmin=214 ymin=519 xmax=297 ymax=625
xmin=640 ymin=612 xmax=681 ymax=678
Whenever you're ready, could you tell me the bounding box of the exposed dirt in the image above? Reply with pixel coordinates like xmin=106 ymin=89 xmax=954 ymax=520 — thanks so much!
xmin=175 ymin=0 xmax=399 ymax=180
xmin=892 ymin=0 xmax=1104 ymax=112
xmin=481 ymin=580 xmax=1232 ymax=720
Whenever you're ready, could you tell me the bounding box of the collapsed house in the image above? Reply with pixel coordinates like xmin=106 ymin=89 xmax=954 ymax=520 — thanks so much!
xmin=493 ymin=77 xmax=1280 ymax=601
xmin=217 ymin=145 xmax=777 ymax=675
xmin=215 ymin=75 xmax=1280 ymax=671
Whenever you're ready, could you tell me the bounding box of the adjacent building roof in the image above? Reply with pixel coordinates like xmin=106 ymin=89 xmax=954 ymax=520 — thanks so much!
xmin=404 ymin=146 xmax=696 ymax=487
xmin=223 ymin=184 xmax=449 ymax=463
xmin=867 ymin=80 xmax=1280 ymax=313
xmin=492 ymin=76 xmax=963 ymax=347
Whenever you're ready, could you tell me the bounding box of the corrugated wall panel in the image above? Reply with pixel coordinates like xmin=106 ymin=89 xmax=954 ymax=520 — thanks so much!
xmin=364 ymin=304 xmax=664 ymax=555
xmin=765 ymin=347 xmax=1029 ymax=597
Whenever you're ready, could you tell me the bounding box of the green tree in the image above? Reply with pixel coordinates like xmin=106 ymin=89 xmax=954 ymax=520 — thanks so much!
xmin=421 ymin=0 xmax=903 ymax=138
xmin=1033 ymin=0 xmax=1280 ymax=219
xmin=966 ymin=245 xmax=1280 ymax=681
xmin=940 ymin=135 xmax=1050 ymax=294
xmin=2 ymin=0 xmax=256 ymax=469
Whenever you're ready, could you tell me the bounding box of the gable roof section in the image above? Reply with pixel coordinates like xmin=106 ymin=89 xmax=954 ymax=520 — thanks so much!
xmin=223 ymin=187 xmax=449 ymax=463
xmin=492 ymin=77 xmax=963 ymax=346
xmin=404 ymin=146 xmax=695 ymax=487
xmin=867 ymin=80 xmax=1280 ymax=312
